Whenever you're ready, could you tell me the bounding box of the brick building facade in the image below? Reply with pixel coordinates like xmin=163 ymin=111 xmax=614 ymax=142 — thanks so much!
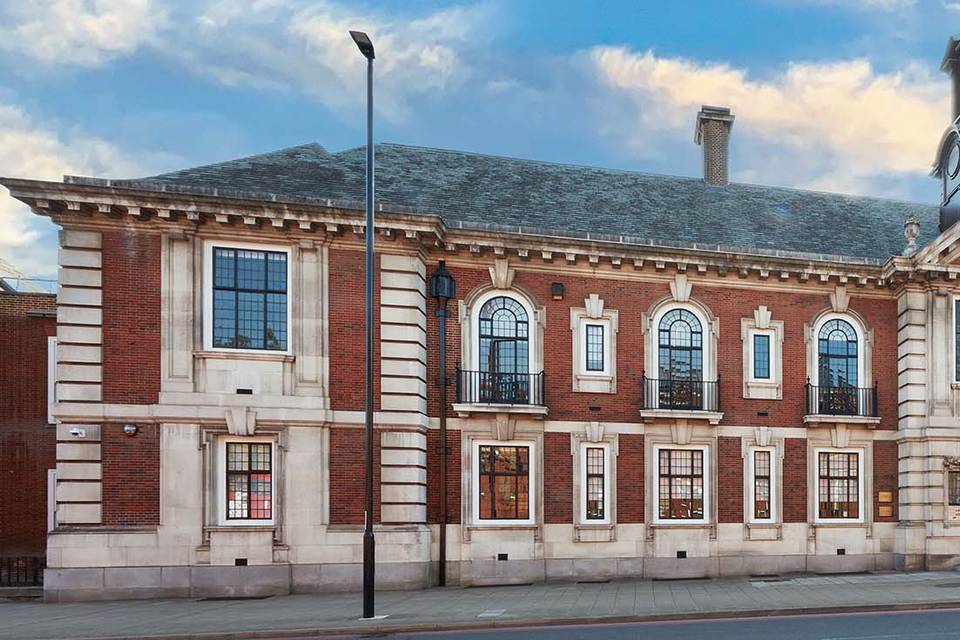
xmin=0 ymin=290 xmax=56 ymax=559
xmin=8 ymin=39 xmax=960 ymax=601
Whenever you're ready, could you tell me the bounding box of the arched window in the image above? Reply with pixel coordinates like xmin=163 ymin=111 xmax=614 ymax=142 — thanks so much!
xmin=818 ymin=319 xmax=858 ymax=388
xmin=478 ymin=296 xmax=529 ymax=374
xmin=658 ymin=309 xmax=703 ymax=381
xmin=657 ymin=309 xmax=704 ymax=409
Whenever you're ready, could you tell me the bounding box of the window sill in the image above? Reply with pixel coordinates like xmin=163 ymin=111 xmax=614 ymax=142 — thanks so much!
xmin=194 ymin=350 xmax=295 ymax=363
xmin=648 ymin=522 xmax=712 ymax=529
xmin=573 ymin=374 xmax=616 ymax=394
xmin=640 ymin=409 xmax=723 ymax=425
xmin=574 ymin=523 xmax=616 ymax=542
xmin=803 ymin=415 xmax=880 ymax=427
xmin=743 ymin=381 xmax=782 ymax=400
xmin=467 ymin=523 xmax=538 ymax=531
xmin=453 ymin=403 xmax=548 ymax=418
xmin=206 ymin=524 xmax=276 ymax=532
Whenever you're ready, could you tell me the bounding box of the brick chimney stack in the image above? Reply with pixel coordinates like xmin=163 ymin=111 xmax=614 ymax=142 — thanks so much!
xmin=695 ymin=105 xmax=735 ymax=187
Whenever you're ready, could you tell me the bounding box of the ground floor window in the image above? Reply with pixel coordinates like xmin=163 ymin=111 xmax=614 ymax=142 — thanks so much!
xmin=817 ymin=450 xmax=861 ymax=520
xmin=753 ymin=449 xmax=772 ymax=521
xmin=476 ymin=444 xmax=532 ymax=522
xmin=656 ymin=447 xmax=706 ymax=522
xmin=221 ymin=440 xmax=274 ymax=523
xmin=949 ymin=470 xmax=960 ymax=506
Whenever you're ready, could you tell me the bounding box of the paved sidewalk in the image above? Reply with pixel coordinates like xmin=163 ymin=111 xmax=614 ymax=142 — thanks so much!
xmin=3 ymin=571 xmax=960 ymax=640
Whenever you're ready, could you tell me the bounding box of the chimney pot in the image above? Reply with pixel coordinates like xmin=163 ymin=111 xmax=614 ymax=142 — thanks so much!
xmin=695 ymin=105 xmax=735 ymax=187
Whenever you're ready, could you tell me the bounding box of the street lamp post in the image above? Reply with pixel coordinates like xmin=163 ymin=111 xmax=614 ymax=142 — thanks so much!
xmin=428 ymin=262 xmax=456 ymax=586
xmin=350 ymin=29 xmax=376 ymax=620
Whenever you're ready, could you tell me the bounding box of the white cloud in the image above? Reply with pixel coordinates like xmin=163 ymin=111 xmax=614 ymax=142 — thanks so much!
xmin=0 ymin=104 xmax=151 ymax=278
xmin=0 ymin=0 xmax=167 ymax=67
xmin=161 ymin=0 xmax=495 ymax=121
xmin=588 ymin=47 xmax=949 ymax=194
xmin=781 ymin=0 xmax=916 ymax=9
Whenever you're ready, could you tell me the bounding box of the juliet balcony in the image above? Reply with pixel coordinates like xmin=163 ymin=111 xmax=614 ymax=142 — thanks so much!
xmin=640 ymin=374 xmax=723 ymax=425
xmin=803 ymin=383 xmax=880 ymax=427
xmin=453 ymin=368 xmax=548 ymax=418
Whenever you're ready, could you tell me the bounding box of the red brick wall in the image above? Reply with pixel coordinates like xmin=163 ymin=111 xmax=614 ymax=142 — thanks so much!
xmin=101 ymin=423 xmax=160 ymax=526
xmin=0 ymin=292 xmax=56 ymax=554
xmin=544 ymin=432 xmax=573 ymax=524
xmin=101 ymin=230 xmax=161 ymax=404
xmin=783 ymin=438 xmax=808 ymax=523
xmin=329 ymin=427 xmax=381 ymax=525
xmin=617 ymin=434 xmax=644 ymax=523
xmin=329 ymin=248 xmax=380 ymax=411
xmin=426 ymin=429 xmax=461 ymax=524
xmin=873 ymin=439 xmax=899 ymax=522
xmin=718 ymin=436 xmax=743 ymax=523
xmin=424 ymin=262 xmax=899 ymax=431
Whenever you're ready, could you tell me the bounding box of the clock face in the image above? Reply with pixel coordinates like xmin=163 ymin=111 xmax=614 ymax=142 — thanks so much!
xmin=950 ymin=142 xmax=960 ymax=179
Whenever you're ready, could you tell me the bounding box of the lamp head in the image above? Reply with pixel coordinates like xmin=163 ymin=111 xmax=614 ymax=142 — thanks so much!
xmin=350 ymin=30 xmax=375 ymax=60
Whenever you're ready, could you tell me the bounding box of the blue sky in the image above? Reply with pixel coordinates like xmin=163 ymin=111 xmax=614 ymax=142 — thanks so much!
xmin=0 ymin=0 xmax=956 ymax=278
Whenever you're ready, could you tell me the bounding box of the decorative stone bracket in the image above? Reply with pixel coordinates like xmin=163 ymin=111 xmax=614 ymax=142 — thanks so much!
xmin=225 ymin=406 xmax=257 ymax=436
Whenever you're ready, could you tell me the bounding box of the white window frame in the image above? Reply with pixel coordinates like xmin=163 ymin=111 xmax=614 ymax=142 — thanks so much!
xmin=47 ymin=336 xmax=57 ymax=425
xmin=471 ymin=439 xmax=536 ymax=527
xmin=202 ymin=240 xmax=293 ymax=355
xmin=812 ymin=313 xmax=866 ymax=388
xmin=47 ymin=468 xmax=57 ymax=532
xmin=468 ymin=290 xmax=537 ymax=373
xmin=747 ymin=446 xmax=777 ymax=524
xmin=581 ymin=322 xmax=610 ymax=376
xmin=216 ymin=435 xmax=277 ymax=526
xmin=651 ymin=303 xmax=714 ymax=383
xmin=813 ymin=447 xmax=865 ymax=525
xmin=747 ymin=330 xmax=775 ymax=383
xmin=652 ymin=443 xmax=710 ymax=525
xmin=579 ymin=442 xmax=611 ymax=525
xmin=953 ymin=295 xmax=960 ymax=384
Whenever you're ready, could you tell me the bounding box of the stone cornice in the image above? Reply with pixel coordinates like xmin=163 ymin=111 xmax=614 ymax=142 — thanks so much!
xmin=1 ymin=176 xmax=896 ymax=288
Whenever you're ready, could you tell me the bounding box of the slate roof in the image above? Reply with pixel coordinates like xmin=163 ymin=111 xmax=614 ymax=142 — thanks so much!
xmin=109 ymin=142 xmax=940 ymax=263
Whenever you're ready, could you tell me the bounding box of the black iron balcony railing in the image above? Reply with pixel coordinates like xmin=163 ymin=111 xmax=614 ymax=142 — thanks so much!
xmin=0 ymin=556 xmax=44 ymax=587
xmin=456 ymin=368 xmax=546 ymax=406
xmin=806 ymin=383 xmax=878 ymax=417
xmin=642 ymin=374 xmax=720 ymax=412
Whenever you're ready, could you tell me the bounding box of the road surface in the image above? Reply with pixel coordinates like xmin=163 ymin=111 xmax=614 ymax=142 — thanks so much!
xmin=314 ymin=608 xmax=960 ymax=639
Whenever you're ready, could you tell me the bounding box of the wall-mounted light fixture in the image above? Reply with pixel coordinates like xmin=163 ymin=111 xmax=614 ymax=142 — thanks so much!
xmin=551 ymin=282 xmax=564 ymax=300
xmin=122 ymin=424 xmax=139 ymax=437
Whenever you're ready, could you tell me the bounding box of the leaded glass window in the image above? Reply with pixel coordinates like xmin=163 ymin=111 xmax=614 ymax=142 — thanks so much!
xmin=226 ymin=442 xmax=272 ymax=520
xmin=818 ymin=319 xmax=858 ymax=388
xmin=754 ymin=450 xmax=771 ymax=519
xmin=213 ymin=247 xmax=287 ymax=351
xmin=478 ymin=296 xmax=529 ymax=374
xmin=477 ymin=445 xmax=530 ymax=520
xmin=657 ymin=309 xmax=703 ymax=409
xmin=949 ymin=471 xmax=960 ymax=506
xmin=753 ymin=334 xmax=770 ymax=380
xmin=658 ymin=449 xmax=704 ymax=520
xmin=585 ymin=447 xmax=605 ymax=520
xmin=818 ymin=452 xmax=859 ymax=519
xmin=585 ymin=324 xmax=605 ymax=372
